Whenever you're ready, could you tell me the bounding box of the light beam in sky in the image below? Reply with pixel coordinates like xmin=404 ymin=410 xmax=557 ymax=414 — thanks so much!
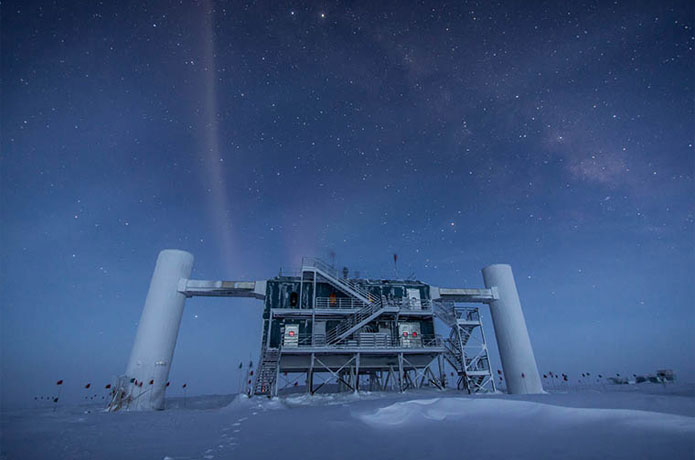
xmin=200 ymin=2 xmax=238 ymax=276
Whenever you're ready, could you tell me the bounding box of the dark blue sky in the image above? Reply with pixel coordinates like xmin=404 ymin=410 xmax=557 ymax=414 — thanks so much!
xmin=2 ymin=1 xmax=693 ymax=405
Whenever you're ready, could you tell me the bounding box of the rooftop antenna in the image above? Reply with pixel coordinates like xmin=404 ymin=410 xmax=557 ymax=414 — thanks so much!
xmin=329 ymin=250 xmax=336 ymax=268
xmin=393 ymin=253 xmax=399 ymax=279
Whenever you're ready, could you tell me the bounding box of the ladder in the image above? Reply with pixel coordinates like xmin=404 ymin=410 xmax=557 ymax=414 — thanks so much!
xmin=253 ymin=348 xmax=280 ymax=396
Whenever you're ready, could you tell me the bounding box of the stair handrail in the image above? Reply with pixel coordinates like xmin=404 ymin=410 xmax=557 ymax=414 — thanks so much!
xmin=253 ymin=346 xmax=281 ymax=395
xmin=302 ymin=257 xmax=377 ymax=304
xmin=441 ymin=338 xmax=464 ymax=370
xmin=325 ymin=299 xmax=385 ymax=344
xmin=302 ymin=257 xmax=389 ymax=345
xmin=433 ymin=301 xmax=457 ymax=327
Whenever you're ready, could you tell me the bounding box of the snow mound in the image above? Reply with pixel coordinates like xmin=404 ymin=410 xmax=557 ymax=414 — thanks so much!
xmin=222 ymin=393 xmax=285 ymax=412
xmin=358 ymin=397 xmax=695 ymax=433
xmin=284 ymin=391 xmax=377 ymax=407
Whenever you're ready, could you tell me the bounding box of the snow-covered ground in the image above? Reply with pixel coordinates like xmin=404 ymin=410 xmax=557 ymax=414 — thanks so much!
xmin=2 ymin=384 xmax=694 ymax=459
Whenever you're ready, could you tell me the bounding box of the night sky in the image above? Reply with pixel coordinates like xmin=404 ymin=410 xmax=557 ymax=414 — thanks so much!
xmin=2 ymin=1 xmax=693 ymax=406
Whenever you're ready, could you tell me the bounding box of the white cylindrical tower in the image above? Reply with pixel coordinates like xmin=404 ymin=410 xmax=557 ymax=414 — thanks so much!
xmin=482 ymin=264 xmax=543 ymax=394
xmin=125 ymin=249 xmax=194 ymax=410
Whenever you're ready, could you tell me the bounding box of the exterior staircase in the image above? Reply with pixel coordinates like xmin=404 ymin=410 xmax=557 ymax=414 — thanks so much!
xmin=433 ymin=301 xmax=457 ymax=328
xmin=302 ymin=258 xmax=392 ymax=345
xmin=325 ymin=300 xmax=395 ymax=344
xmin=441 ymin=333 xmax=466 ymax=373
xmin=436 ymin=302 xmax=472 ymax=375
xmin=434 ymin=301 xmax=494 ymax=392
xmin=253 ymin=348 xmax=280 ymax=396
xmin=302 ymin=257 xmax=379 ymax=305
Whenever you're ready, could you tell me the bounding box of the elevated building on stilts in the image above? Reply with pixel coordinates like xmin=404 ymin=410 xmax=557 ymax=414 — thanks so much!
xmin=109 ymin=251 xmax=542 ymax=410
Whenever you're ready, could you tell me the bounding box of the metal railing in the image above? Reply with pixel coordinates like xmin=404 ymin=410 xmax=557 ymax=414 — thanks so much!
xmin=301 ymin=258 xmax=385 ymax=345
xmin=457 ymin=308 xmax=480 ymax=322
xmin=324 ymin=299 xmax=385 ymax=344
xmin=253 ymin=348 xmax=280 ymax=396
xmin=434 ymin=302 xmax=456 ymax=327
xmin=434 ymin=302 xmax=481 ymax=326
xmin=302 ymin=257 xmax=380 ymax=305
xmin=385 ymin=298 xmax=433 ymax=311
xmin=441 ymin=337 xmax=464 ymax=369
xmin=302 ymin=258 xmax=436 ymax=346
xmin=286 ymin=333 xmax=443 ymax=349
xmin=313 ymin=297 xmax=432 ymax=310
xmin=314 ymin=297 xmax=368 ymax=309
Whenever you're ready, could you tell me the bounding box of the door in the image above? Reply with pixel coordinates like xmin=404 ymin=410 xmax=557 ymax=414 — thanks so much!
xmin=283 ymin=324 xmax=299 ymax=347
xmin=406 ymin=288 xmax=422 ymax=310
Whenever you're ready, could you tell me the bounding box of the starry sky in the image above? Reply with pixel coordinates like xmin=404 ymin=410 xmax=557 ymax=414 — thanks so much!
xmin=2 ymin=1 xmax=693 ymax=406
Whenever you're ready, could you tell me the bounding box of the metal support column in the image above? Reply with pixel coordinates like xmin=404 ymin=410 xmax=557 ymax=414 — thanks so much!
xmin=312 ymin=269 xmax=316 ymax=309
xmin=355 ymin=353 xmax=360 ymax=392
xmin=265 ymin=310 xmax=273 ymax=348
xmin=398 ymin=353 xmax=404 ymax=392
xmin=272 ymin=354 xmax=281 ymax=397
xmin=299 ymin=268 xmax=305 ymax=308
xmin=438 ymin=354 xmax=446 ymax=388
xmin=309 ymin=353 xmax=315 ymax=395
xmin=478 ymin=314 xmax=496 ymax=392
